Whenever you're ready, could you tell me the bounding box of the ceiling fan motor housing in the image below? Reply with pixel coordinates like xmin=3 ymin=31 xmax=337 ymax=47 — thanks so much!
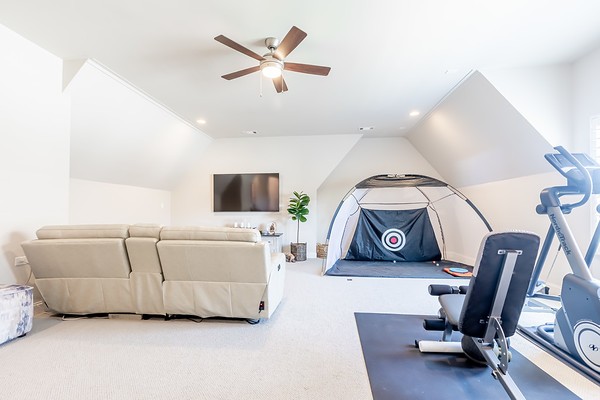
xmin=264 ymin=37 xmax=280 ymax=51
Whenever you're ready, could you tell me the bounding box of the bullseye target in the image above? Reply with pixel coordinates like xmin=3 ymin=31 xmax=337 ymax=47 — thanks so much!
xmin=381 ymin=228 xmax=406 ymax=252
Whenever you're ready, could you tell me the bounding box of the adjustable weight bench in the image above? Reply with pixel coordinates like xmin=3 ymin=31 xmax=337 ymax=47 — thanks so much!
xmin=417 ymin=231 xmax=540 ymax=400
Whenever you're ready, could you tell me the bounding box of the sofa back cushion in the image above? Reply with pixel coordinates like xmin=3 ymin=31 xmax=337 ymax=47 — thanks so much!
xmin=128 ymin=224 xmax=162 ymax=239
xmin=23 ymin=224 xmax=131 ymax=279
xmin=158 ymin=240 xmax=270 ymax=283
xmin=160 ymin=226 xmax=260 ymax=242
xmin=125 ymin=224 xmax=165 ymax=315
xmin=36 ymin=224 xmax=130 ymax=239
xmin=126 ymin=224 xmax=162 ymax=274
xmin=21 ymin=224 xmax=134 ymax=314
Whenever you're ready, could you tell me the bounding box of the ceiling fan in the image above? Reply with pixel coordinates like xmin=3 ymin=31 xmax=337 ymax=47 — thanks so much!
xmin=214 ymin=26 xmax=331 ymax=93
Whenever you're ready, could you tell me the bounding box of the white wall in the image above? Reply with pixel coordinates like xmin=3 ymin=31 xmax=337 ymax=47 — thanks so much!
xmin=571 ymin=44 xmax=600 ymax=278
xmin=171 ymin=134 xmax=362 ymax=257
xmin=0 ymin=24 xmax=70 ymax=284
xmin=572 ymin=45 xmax=600 ymax=153
xmin=69 ymin=178 xmax=171 ymax=225
xmin=481 ymin=64 xmax=572 ymax=147
xmin=460 ymin=172 xmax=596 ymax=288
xmin=316 ymin=137 xmax=441 ymax=242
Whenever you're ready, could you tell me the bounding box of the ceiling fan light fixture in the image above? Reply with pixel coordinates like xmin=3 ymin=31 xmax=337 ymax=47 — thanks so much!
xmin=260 ymin=57 xmax=283 ymax=78
xmin=215 ymin=26 xmax=329 ymax=92
xmin=261 ymin=64 xmax=282 ymax=78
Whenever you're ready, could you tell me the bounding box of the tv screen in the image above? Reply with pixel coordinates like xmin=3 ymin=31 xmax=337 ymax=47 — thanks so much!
xmin=213 ymin=173 xmax=280 ymax=212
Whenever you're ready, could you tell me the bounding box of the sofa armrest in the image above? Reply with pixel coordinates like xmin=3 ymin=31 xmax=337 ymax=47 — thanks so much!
xmin=261 ymin=252 xmax=286 ymax=318
xmin=269 ymin=253 xmax=285 ymax=277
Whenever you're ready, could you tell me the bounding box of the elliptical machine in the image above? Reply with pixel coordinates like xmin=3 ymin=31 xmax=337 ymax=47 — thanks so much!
xmin=526 ymin=146 xmax=600 ymax=375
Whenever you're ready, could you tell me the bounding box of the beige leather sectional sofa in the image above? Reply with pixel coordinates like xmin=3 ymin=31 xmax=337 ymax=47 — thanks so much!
xmin=21 ymin=224 xmax=286 ymax=321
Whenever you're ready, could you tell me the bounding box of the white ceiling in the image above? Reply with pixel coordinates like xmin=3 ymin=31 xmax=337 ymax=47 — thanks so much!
xmin=1 ymin=0 xmax=600 ymax=139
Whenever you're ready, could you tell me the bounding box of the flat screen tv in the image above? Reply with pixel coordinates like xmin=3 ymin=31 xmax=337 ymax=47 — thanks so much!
xmin=213 ymin=173 xmax=280 ymax=212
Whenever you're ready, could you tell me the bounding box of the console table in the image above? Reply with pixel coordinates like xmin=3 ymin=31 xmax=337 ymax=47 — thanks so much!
xmin=261 ymin=233 xmax=283 ymax=253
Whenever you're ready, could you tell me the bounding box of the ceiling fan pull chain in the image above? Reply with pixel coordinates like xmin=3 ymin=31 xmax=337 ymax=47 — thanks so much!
xmin=259 ymin=73 xmax=263 ymax=97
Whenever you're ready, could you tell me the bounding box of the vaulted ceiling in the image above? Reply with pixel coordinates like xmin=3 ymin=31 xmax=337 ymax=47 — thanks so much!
xmin=1 ymin=0 xmax=600 ymax=140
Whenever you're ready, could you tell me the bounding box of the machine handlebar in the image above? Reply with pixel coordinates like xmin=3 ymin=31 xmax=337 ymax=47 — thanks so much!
xmin=540 ymin=146 xmax=598 ymax=212
xmin=554 ymin=146 xmax=594 ymax=209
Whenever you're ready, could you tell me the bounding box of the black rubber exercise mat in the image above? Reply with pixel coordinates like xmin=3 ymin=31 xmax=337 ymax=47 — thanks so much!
xmin=355 ymin=312 xmax=581 ymax=399
xmin=326 ymin=259 xmax=471 ymax=278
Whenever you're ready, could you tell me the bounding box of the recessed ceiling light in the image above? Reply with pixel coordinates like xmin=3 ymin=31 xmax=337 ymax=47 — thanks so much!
xmin=409 ymin=111 xmax=420 ymax=117
xmin=196 ymin=119 xmax=206 ymax=125
xmin=359 ymin=126 xmax=374 ymax=131
xmin=242 ymin=130 xmax=258 ymax=135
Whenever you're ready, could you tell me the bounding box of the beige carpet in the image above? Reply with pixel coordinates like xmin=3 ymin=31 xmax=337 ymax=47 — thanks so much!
xmin=1 ymin=259 xmax=597 ymax=399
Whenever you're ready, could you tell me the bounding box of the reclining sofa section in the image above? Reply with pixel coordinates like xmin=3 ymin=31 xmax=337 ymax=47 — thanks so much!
xmin=21 ymin=224 xmax=286 ymax=321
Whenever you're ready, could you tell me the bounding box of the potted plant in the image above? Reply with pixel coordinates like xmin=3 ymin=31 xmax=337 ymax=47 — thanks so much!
xmin=287 ymin=191 xmax=310 ymax=261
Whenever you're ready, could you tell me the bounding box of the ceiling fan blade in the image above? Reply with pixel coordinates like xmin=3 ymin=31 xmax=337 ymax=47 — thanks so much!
xmin=215 ymin=35 xmax=265 ymax=61
xmin=284 ymin=62 xmax=331 ymax=76
xmin=221 ymin=65 xmax=260 ymax=80
xmin=274 ymin=26 xmax=307 ymax=60
xmin=282 ymin=77 xmax=288 ymax=92
xmin=272 ymin=76 xmax=289 ymax=93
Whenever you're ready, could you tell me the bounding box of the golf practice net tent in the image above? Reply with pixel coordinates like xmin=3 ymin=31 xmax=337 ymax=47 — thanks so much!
xmin=323 ymin=174 xmax=492 ymax=275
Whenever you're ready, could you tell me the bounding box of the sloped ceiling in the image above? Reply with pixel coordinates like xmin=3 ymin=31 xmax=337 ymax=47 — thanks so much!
xmin=407 ymin=71 xmax=554 ymax=188
xmin=68 ymin=61 xmax=212 ymax=190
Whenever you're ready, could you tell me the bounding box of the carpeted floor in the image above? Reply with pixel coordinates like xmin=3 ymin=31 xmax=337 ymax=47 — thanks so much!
xmin=326 ymin=259 xmax=472 ymax=278
xmin=355 ymin=312 xmax=580 ymax=399
xmin=1 ymin=259 xmax=597 ymax=399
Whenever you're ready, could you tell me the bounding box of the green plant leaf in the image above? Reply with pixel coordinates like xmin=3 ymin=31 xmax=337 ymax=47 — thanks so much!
xmin=288 ymin=190 xmax=310 ymax=242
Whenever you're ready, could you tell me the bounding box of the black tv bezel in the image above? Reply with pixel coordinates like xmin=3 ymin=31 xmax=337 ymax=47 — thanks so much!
xmin=212 ymin=172 xmax=280 ymax=212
